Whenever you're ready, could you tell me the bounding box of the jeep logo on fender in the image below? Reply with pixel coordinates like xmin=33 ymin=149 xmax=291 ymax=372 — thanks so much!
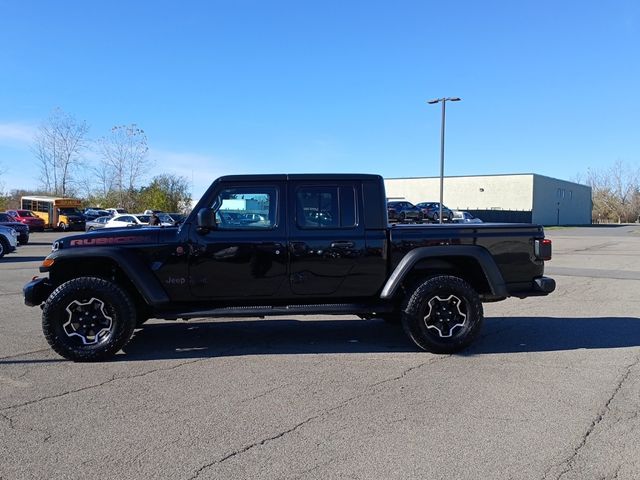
xmin=70 ymin=236 xmax=153 ymax=247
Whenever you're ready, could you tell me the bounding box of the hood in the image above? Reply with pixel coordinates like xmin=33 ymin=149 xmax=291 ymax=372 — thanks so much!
xmin=51 ymin=227 xmax=170 ymax=251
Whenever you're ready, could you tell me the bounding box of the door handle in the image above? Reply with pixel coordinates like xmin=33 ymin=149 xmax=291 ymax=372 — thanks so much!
xmin=290 ymin=242 xmax=308 ymax=255
xmin=330 ymin=241 xmax=354 ymax=249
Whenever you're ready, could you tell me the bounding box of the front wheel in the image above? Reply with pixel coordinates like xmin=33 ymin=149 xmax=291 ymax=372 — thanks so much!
xmin=401 ymin=275 xmax=483 ymax=354
xmin=42 ymin=277 xmax=137 ymax=361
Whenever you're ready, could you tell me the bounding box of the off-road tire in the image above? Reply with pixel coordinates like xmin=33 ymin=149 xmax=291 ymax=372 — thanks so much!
xmin=0 ymin=236 xmax=9 ymax=258
xmin=42 ymin=277 xmax=137 ymax=361
xmin=401 ymin=275 xmax=483 ymax=354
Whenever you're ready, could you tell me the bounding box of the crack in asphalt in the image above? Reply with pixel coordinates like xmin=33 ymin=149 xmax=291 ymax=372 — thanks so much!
xmin=544 ymin=354 xmax=640 ymax=480
xmin=0 ymin=411 xmax=15 ymax=430
xmin=0 ymin=358 xmax=206 ymax=413
xmin=187 ymin=356 xmax=443 ymax=479
xmin=0 ymin=348 xmax=53 ymax=361
xmin=241 ymin=383 xmax=290 ymax=403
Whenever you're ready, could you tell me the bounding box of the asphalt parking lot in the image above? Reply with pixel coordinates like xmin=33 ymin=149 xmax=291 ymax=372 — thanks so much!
xmin=1 ymin=226 xmax=639 ymax=480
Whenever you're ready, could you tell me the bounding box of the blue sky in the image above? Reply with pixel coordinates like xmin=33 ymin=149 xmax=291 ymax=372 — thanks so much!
xmin=1 ymin=0 xmax=638 ymax=199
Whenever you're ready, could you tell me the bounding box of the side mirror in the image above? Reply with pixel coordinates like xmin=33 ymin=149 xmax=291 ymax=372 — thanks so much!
xmin=197 ymin=208 xmax=217 ymax=230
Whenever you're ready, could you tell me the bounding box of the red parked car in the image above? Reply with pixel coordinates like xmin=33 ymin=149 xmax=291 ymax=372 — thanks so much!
xmin=6 ymin=210 xmax=46 ymax=232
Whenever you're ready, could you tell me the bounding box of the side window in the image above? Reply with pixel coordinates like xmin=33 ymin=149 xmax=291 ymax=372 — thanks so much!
xmin=296 ymin=186 xmax=356 ymax=229
xmin=213 ymin=186 xmax=277 ymax=230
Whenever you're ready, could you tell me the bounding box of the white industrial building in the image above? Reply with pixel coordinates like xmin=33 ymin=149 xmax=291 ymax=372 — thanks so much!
xmin=384 ymin=174 xmax=592 ymax=225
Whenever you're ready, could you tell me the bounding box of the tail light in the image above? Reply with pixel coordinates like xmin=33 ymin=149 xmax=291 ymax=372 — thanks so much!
xmin=534 ymin=238 xmax=552 ymax=261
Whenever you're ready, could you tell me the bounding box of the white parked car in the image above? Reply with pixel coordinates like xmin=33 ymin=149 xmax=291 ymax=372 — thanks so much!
xmin=104 ymin=214 xmax=151 ymax=229
xmin=452 ymin=211 xmax=483 ymax=224
xmin=105 ymin=208 xmax=128 ymax=216
xmin=0 ymin=225 xmax=19 ymax=258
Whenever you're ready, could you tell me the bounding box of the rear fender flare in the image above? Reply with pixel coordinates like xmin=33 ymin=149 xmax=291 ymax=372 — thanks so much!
xmin=380 ymin=246 xmax=508 ymax=299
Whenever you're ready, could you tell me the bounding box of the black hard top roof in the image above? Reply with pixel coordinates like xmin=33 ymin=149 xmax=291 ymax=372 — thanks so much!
xmin=217 ymin=173 xmax=382 ymax=182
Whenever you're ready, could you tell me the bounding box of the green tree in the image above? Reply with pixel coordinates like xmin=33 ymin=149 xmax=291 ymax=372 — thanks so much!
xmin=137 ymin=174 xmax=192 ymax=213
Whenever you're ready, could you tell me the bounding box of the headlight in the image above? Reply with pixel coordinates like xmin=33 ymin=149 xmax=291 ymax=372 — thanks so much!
xmin=52 ymin=241 xmax=62 ymax=252
xmin=10 ymin=228 xmax=17 ymax=238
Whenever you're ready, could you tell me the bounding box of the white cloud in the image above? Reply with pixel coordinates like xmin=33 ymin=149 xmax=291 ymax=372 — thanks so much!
xmin=0 ymin=122 xmax=37 ymax=145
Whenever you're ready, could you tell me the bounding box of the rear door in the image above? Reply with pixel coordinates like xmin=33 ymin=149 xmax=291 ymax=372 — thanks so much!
xmin=288 ymin=181 xmax=365 ymax=296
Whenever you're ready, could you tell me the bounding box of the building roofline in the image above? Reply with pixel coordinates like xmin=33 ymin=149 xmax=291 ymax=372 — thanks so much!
xmin=385 ymin=173 xmax=589 ymax=188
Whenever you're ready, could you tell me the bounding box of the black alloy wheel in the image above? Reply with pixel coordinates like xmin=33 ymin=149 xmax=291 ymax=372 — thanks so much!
xmin=42 ymin=277 xmax=137 ymax=361
xmin=401 ymin=275 xmax=483 ymax=354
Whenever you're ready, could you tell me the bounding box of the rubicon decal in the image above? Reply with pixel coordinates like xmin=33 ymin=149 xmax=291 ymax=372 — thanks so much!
xmin=70 ymin=236 xmax=153 ymax=247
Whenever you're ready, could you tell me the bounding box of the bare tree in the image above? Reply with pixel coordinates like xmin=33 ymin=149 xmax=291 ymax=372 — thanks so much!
xmin=98 ymin=125 xmax=149 ymax=209
xmin=32 ymin=108 xmax=89 ymax=196
xmin=585 ymin=160 xmax=640 ymax=223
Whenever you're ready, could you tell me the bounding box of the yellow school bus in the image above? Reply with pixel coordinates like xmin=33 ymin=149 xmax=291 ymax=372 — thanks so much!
xmin=20 ymin=196 xmax=86 ymax=231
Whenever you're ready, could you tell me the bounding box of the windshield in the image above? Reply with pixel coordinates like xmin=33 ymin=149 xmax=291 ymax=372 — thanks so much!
xmin=18 ymin=210 xmax=34 ymax=217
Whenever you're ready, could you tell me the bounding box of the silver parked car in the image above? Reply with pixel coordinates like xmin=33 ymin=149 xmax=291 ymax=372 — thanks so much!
xmin=452 ymin=211 xmax=483 ymax=223
xmin=85 ymin=216 xmax=112 ymax=231
xmin=0 ymin=225 xmax=18 ymax=258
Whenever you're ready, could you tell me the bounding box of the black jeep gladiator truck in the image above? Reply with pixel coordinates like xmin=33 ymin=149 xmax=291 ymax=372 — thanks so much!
xmin=24 ymin=174 xmax=555 ymax=361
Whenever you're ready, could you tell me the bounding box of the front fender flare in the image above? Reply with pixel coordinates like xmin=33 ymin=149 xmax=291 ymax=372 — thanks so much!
xmin=380 ymin=246 xmax=508 ymax=299
xmin=42 ymin=247 xmax=170 ymax=306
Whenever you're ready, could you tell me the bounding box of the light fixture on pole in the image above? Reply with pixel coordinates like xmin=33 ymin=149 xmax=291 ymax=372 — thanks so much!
xmin=427 ymin=97 xmax=461 ymax=224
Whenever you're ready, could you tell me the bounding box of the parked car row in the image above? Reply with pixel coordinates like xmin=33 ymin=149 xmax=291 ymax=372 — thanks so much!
xmin=387 ymin=200 xmax=454 ymax=223
xmin=85 ymin=212 xmax=186 ymax=231
xmin=387 ymin=201 xmax=482 ymax=224
xmin=2 ymin=207 xmax=186 ymax=233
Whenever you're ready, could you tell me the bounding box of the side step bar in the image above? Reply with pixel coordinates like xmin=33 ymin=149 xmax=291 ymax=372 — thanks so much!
xmin=161 ymin=303 xmax=394 ymax=320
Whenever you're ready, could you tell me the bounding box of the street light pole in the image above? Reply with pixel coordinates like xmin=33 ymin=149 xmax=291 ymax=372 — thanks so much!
xmin=427 ymin=97 xmax=461 ymax=223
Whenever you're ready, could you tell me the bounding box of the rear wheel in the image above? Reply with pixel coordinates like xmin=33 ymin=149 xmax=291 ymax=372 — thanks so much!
xmin=399 ymin=212 xmax=406 ymax=223
xmin=401 ymin=275 xmax=483 ymax=353
xmin=58 ymin=222 xmax=68 ymax=231
xmin=42 ymin=277 xmax=137 ymax=361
